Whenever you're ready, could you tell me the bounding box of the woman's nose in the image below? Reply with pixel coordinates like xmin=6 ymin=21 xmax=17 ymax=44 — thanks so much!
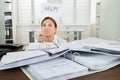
xmin=45 ymin=26 xmax=50 ymax=29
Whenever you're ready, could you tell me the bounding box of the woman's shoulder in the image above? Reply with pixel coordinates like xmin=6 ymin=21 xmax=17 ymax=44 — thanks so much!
xmin=54 ymin=35 xmax=67 ymax=43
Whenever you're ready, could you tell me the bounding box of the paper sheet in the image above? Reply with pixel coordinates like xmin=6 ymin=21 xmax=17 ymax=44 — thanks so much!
xmin=26 ymin=57 xmax=88 ymax=80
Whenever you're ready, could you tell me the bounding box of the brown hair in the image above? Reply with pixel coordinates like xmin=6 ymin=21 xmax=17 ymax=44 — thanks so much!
xmin=41 ymin=17 xmax=57 ymax=28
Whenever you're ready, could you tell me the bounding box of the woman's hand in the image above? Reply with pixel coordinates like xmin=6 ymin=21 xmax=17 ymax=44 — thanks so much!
xmin=38 ymin=34 xmax=47 ymax=42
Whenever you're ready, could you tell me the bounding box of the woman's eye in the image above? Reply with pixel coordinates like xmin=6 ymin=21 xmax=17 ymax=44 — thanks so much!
xmin=42 ymin=24 xmax=46 ymax=27
xmin=48 ymin=24 xmax=53 ymax=27
xmin=42 ymin=23 xmax=54 ymax=28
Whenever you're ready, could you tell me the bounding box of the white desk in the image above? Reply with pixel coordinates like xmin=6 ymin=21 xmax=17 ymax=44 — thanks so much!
xmin=28 ymin=29 xmax=83 ymax=42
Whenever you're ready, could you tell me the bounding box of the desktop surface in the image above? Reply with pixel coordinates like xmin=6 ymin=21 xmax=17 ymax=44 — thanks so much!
xmin=0 ymin=65 xmax=120 ymax=80
xmin=70 ymin=65 xmax=120 ymax=80
xmin=0 ymin=67 xmax=29 ymax=80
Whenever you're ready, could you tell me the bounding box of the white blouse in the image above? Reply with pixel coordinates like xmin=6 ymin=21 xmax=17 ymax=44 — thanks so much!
xmin=26 ymin=35 xmax=67 ymax=50
xmin=53 ymin=35 xmax=67 ymax=46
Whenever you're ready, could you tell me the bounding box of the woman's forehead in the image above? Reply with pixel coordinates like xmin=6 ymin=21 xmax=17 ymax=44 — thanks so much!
xmin=43 ymin=19 xmax=53 ymax=23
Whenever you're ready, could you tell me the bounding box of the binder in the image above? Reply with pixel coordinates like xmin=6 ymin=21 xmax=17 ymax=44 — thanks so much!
xmin=65 ymin=52 xmax=120 ymax=70
xmin=0 ymin=47 xmax=69 ymax=70
xmin=22 ymin=57 xmax=88 ymax=80
xmin=0 ymin=50 xmax=49 ymax=70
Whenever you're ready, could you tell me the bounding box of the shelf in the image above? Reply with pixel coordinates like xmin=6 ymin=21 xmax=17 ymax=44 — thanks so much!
xmin=4 ymin=11 xmax=12 ymax=15
xmin=4 ymin=3 xmax=12 ymax=11
xmin=4 ymin=16 xmax=12 ymax=20
xmin=4 ymin=0 xmax=13 ymax=44
xmin=6 ymin=39 xmax=13 ymax=44
xmin=5 ymin=19 xmax=12 ymax=27
xmin=5 ymin=0 xmax=11 ymax=3
xmin=5 ymin=1 xmax=11 ymax=3
xmin=5 ymin=27 xmax=12 ymax=29
xmin=6 ymin=38 xmax=13 ymax=40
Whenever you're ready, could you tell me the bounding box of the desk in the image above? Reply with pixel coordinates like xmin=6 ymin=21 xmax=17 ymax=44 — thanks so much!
xmin=71 ymin=64 xmax=120 ymax=80
xmin=0 ymin=65 xmax=120 ymax=80
xmin=58 ymin=29 xmax=84 ymax=41
xmin=28 ymin=29 xmax=83 ymax=42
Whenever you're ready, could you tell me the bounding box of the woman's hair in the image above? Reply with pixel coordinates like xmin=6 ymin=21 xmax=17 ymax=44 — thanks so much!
xmin=41 ymin=17 xmax=57 ymax=28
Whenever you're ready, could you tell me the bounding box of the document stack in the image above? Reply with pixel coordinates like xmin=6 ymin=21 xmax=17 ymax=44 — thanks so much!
xmin=66 ymin=52 xmax=120 ymax=70
xmin=0 ymin=37 xmax=120 ymax=80
xmin=0 ymin=42 xmax=69 ymax=70
xmin=0 ymin=50 xmax=49 ymax=70
xmin=22 ymin=57 xmax=88 ymax=80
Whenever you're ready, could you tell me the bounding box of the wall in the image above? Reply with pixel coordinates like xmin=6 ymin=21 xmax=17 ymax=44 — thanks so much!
xmin=0 ymin=0 xmax=5 ymax=44
xmin=99 ymin=0 xmax=120 ymax=40
xmin=16 ymin=26 xmax=40 ymax=44
xmin=90 ymin=0 xmax=97 ymax=37
xmin=12 ymin=0 xmax=17 ymax=43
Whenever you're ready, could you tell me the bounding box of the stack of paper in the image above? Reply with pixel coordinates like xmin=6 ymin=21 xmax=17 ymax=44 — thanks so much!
xmin=60 ymin=38 xmax=120 ymax=56
xmin=26 ymin=42 xmax=58 ymax=51
xmin=65 ymin=52 xmax=120 ymax=70
xmin=45 ymin=47 xmax=69 ymax=55
xmin=0 ymin=50 xmax=49 ymax=70
xmin=60 ymin=40 xmax=88 ymax=51
xmin=22 ymin=57 xmax=88 ymax=80
xmin=79 ymin=37 xmax=120 ymax=56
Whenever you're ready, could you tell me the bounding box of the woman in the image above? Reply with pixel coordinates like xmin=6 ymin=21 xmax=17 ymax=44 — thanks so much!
xmin=38 ymin=17 xmax=67 ymax=47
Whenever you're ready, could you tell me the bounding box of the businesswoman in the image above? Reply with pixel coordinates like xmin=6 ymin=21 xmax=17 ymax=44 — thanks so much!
xmin=38 ymin=17 xmax=67 ymax=46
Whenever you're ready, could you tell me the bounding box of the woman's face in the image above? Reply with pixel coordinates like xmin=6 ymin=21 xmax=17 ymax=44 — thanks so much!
xmin=41 ymin=19 xmax=57 ymax=38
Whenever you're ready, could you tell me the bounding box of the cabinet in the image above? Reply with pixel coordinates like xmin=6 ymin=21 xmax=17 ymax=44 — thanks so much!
xmin=4 ymin=0 xmax=13 ymax=43
xmin=0 ymin=0 xmax=12 ymax=44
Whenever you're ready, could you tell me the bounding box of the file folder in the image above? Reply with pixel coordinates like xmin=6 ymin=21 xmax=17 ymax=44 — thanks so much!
xmin=22 ymin=57 xmax=88 ymax=80
xmin=0 ymin=50 xmax=49 ymax=70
